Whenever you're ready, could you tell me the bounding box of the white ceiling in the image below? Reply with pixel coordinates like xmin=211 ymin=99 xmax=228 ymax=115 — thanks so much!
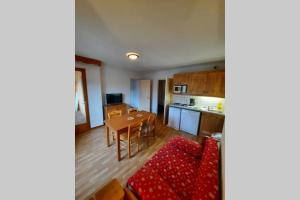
xmin=76 ymin=0 xmax=224 ymax=71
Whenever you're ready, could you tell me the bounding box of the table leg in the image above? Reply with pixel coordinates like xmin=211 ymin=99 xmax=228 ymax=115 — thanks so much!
xmin=117 ymin=130 xmax=121 ymax=161
xmin=106 ymin=125 xmax=110 ymax=147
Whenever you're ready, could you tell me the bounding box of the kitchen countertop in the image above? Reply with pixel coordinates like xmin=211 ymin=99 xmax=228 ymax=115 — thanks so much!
xmin=169 ymin=104 xmax=225 ymax=116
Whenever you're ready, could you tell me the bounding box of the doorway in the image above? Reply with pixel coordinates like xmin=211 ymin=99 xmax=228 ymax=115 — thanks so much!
xmin=75 ymin=68 xmax=90 ymax=134
xmin=157 ymin=80 xmax=166 ymax=123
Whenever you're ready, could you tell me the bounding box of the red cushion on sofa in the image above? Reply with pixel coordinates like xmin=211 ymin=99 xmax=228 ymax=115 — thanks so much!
xmin=144 ymin=139 xmax=201 ymax=200
xmin=168 ymin=136 xmax=202 ymax=158
xmin=127 ymin=165 xmax=181 ymax=200
xmin=192 ymin=138 xmax=219 ymax=200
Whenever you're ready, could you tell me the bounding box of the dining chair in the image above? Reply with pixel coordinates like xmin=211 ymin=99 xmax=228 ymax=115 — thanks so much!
xmin=143 ymin=114 xmax=156 ymax=146
xmin=127 ymin=108 xmax=138 ymax=114
xmin=120 ymin=121 xmax=143 ymax=158
xmin=108 ymin=110 xmax=123 ymax=141
xmin=108 ymin=110 xmax=122 ymax=119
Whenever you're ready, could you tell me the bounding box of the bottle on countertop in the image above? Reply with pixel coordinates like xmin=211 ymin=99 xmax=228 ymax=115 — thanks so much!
xmin=216 ymin=101 xmax=223 ymax=111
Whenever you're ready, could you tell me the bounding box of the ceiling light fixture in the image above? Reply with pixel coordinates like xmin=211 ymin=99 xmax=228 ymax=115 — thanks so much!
xmin=126 ymin=52 xmax=140 ymax=61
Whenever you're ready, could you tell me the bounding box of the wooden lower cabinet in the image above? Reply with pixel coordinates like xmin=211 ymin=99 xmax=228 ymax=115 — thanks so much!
xmin=104 ymin=103 xmax=128 ymax=120
xmin=199 ymin=112 xmax=225 ymax=135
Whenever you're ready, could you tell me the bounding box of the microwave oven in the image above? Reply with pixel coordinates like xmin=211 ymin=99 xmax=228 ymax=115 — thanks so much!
xmin=173 ymin=84 xmax=188 ymax=93
xmin=173 ymin=85 xmax=182 ymax=93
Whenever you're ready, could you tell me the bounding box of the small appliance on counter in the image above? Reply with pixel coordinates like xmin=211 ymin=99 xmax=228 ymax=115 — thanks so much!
xmin=216 ymin=101 xmax=224 ymax=111
xmin=189 ymin=98 xmax=195 ymax=106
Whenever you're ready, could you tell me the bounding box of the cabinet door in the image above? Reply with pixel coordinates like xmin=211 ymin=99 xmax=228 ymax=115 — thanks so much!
xmin=174 ymin=73 xmax=189 ymax=85
xmin=180 ymin=109 xmax=200 ymax=135
xmin=173 ymin=74 xmax=181 ymax=85
xmin=206 ymin=71 xmax=225 ymax=97
xmin=199 ymin=112 xmax=225 ymax=135
xmin=180 ymin=73 xmax=189 ymax=85
xmin=189 ymin=72 xmax=208 ymax=95
xmin=168 ymin=107 xmax=181 ymax=130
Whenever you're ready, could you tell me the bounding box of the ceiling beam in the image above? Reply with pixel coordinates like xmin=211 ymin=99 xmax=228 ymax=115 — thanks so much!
xmin=75 ymin=55 xmax=102 ymax=66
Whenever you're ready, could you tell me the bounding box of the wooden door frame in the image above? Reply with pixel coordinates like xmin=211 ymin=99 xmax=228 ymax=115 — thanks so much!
xmin=75 ymin=68 xmax=91 ymax=134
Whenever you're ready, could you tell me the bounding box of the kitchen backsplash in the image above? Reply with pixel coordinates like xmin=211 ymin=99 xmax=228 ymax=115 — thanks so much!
xmin=172 ymin=94 xmax=225 ymax=110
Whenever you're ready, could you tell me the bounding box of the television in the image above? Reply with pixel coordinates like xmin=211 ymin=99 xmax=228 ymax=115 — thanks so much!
xmin=106 ymin=93 xmax=123 ymax=104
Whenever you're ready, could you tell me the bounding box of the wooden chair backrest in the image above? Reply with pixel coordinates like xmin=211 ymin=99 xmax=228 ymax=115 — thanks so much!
xmin=148 ymin=114 xmax=156 ymax=126
xmin=128 ymin=121 xmax=143 ymax=138
xmin=108 ymin=110 xmax=122 ymax=119
xmin=128 ymin=108 xmax=138 ymax=114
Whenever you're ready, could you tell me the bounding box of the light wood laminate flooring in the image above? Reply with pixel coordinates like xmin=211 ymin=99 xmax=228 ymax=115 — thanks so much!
xmin=75 ymin=117 xmax=202 ymax=200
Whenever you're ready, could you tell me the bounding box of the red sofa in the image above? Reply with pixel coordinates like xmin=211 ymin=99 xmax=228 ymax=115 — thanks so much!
xmin=127 ymin=136 xmax=219 ymax=200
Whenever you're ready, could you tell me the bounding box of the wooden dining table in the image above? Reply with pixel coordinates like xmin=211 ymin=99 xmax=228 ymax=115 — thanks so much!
xmin=105 ymin=111 xmax=152 ymax=161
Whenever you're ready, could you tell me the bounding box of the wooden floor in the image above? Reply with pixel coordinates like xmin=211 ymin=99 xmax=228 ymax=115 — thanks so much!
xmin=75 ymin=115 xmax=202 ymax=200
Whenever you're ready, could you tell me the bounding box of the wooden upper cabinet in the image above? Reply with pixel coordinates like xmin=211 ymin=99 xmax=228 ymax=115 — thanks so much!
xmin=190 ymin=72 xmax=208 ymax=96
xmin=206 ymin=71 xmax=225 ymax=98
xmin=174 ymin=73 xmax=189 ymax=85
xmin=173 ymin=70 xmax=225 ymax=98
xmin=173 ymin=74 xmax=180 ymax=85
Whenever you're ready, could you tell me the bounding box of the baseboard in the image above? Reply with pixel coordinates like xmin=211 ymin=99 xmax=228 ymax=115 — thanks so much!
xmin=91 ymin=124 xmax=104 ymax=129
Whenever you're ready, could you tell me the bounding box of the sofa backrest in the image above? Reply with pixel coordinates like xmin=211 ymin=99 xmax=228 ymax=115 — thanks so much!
xmin=167 ymin=135 xmax=203 ymax=158
xmin=192 ymin=138 xmax=219 ymax=200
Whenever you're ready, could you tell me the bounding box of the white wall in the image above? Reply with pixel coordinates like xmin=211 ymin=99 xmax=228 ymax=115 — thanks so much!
xmin=101 ymin=66 xmax=141 ymax=105
xmin=142 ymin=61 xmax=225 ymax=113
xmin=130 ymin=79 xmax=140 ymax=108
xmin=75 ymin=61 xmax=104 ymax=127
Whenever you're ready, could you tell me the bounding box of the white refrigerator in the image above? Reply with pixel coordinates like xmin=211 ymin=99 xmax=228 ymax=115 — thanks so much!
xmin=180 ymin=109 xmax=201 ymax=135
xmin=168 ymin=107 xmax=181 ymax=130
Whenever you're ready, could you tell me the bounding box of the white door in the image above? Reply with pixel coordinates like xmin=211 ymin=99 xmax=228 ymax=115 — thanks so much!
xmin=180 ymin=109 xmax=200 ymax=135
xmin=168 ymin=107 xmax=181 ymax=130
xmin=139 ymin=80 xmax=151 ymax=112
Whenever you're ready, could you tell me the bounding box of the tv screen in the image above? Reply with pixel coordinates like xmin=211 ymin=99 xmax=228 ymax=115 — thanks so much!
xmin=106 ymin=93 xmax=122 ymax=104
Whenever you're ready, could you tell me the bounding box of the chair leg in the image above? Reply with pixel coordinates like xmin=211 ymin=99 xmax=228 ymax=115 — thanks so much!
xmin=137 ymin=136 xmax=140 ymax=152
xmin=128 ymin=139 xmax=131 ymax=159
xmin=145 ymin=128 xmax=149 ymax=147
xmin=111 ymin=131 xmax=115 ymax=141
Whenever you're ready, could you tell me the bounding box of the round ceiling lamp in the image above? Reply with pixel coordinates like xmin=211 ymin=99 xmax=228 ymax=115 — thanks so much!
xmin=126 ymin=52 xmax=140 ymax=61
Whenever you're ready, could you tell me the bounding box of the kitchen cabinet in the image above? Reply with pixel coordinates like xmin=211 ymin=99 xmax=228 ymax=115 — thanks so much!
xmin=199 ymin=112 xmax=225 ymax=135
xmin=173 ymin=70 xmax=225 ymax=98
xmin=189 ymin=72 xmax=208 ymax=96
xmin=168 ymin=107 xmax=181 ymax=130
xmin=173 ymin=73 xmax=189 ymax=85
xmin=206 ymin=71 xmax=225 ymax=98
xmin=179 ymin=109 xmax=200 ymax=135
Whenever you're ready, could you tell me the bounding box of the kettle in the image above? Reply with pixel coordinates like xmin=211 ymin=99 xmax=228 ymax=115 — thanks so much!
xmin=189 ymin=98 xmax=195 ymax=106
